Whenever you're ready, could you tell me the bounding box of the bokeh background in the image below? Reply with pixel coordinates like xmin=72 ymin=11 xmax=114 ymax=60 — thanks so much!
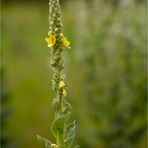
xmin=1 ymin=0 xmax=147 ymax=148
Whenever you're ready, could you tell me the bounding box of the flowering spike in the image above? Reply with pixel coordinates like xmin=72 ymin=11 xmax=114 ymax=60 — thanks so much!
xmin=37 ymin=0 xmax=77 ymax=147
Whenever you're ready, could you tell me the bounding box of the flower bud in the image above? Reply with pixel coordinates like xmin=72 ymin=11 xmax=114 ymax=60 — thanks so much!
xmin=48 ymin=31 xmax=52 ymax=36
xmin=60 ymin=33 xmax=64 ymax=37
xmin=51 ymin=144 xmax=58 ymax=148
xmin=55 ymin=28 xmax=58 ymax=32
xmin=59 ymin=81 xmax=66 ymax=89
xmin=62 ymin=89 xmax=67 ymax=97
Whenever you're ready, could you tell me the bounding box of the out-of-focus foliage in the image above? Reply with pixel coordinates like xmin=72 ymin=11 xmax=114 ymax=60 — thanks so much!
xmin=1 ymin=67 xmax=14 ymax=148
xmin=68 ymin=1 xmax=146 ymax=148
xmin=1 ymin=0 xmax=147 ymax=148
xmin=2 ymin=0 xmax=146 ymax=5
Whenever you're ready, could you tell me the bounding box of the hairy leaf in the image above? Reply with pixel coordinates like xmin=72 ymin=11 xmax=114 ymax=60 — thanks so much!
xmin=51 ymin=113 xmax=71 ymax=138
xmin=64 ymin=120 xmax=76 ymax=148
xmin=37 ymin=135 xmax=52 ymax=148
xmin=62 ymin=99 xmax=72 ymax=114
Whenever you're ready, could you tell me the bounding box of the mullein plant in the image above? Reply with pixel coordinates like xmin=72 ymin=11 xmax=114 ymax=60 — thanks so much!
xmin=37 ymin=0 xmax=78 ymax=148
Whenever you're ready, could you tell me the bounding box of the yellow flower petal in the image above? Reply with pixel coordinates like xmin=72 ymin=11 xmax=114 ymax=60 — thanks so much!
xmin=62 ymin=89 xmax=67 ymax=97
xmin=45 ymin=37 xmax=50 ymax=43
xmin=62 ymin=37 xmax=71 ymax=48
xmin=45 ymin=35 xmax=56 ymax=47
xmin=48 ymin=44 xmax=54 ymax=48
xmin=59 ymin=81 xmax=66 ymax=89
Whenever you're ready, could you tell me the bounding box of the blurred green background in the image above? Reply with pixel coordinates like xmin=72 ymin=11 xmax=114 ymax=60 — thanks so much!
xmin=1 ymin=0 xmax=147 ymax=148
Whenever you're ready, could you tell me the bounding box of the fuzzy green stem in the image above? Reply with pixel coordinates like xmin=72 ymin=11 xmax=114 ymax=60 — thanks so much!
xmin=59 ymin=94 xmax=62 ymax=114
xmin=37 ymin=0 xmax=76 ymax=147
xmin=49 ymin=0 xmax=70 ymax=147
xmin=57 ymin=132 xmax=62 ymax=148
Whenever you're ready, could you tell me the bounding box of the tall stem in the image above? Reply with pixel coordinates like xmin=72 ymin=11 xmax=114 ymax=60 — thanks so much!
xmin=48 ymin=0 xmax=72 ymax=147
xmin=37 ymin=0 xmax=75 ymax=147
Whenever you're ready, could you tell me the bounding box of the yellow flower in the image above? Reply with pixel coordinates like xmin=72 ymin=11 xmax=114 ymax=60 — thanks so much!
xmin=45 ymin=32 xmax=56 ymax=47
xmin=59 ymin=81 xmax=66 ymax=89
xmin=62 ymin=89 xmax=67 ymax=97
xmin=61 ymin=37 xmax=71 ymax=48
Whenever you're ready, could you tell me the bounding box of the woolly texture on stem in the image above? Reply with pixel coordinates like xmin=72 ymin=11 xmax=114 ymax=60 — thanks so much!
xmin=37 ymin=0 xmax=77 ymax=148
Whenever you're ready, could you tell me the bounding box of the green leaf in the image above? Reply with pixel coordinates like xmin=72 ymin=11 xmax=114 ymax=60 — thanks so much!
xmin=36 ymin=135 xmax=52 ymax=148
xmin=64 ymin=121 xmax=76 ymax=148
xmin=51 ymin=113 xmax=71 ymax=138
xmin=62 ymin=99 xmax=72 ymax=114
xmin=52 ymin=98 xmax=60 ymax=112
